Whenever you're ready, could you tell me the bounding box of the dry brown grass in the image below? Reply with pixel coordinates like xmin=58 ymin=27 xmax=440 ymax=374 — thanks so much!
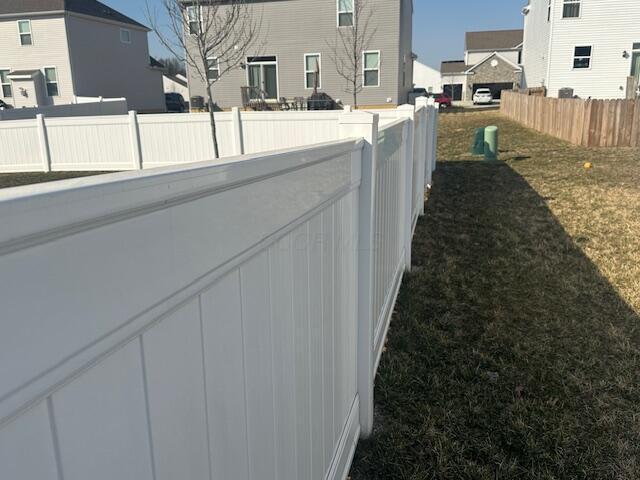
xmin=0 ymin=172 xmax=107 ymax=190
xmin=350 ymin=111 xmax=640 ymax=479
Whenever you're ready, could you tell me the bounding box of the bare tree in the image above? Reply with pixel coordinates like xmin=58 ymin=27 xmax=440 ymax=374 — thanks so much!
xmin=148 ymin=0 xmax=261 ymax=158
xmin=158 ymin=56 xmax=186 ymax=76
xmin=328 ymin=0 xmax=376 ymax=108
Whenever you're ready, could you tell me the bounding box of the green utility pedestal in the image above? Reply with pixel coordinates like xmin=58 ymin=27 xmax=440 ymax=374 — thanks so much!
xmin=471 ymin=128 xmax=485 ymax=155
xmin=484 ymin=126 xmax=499 ymax=161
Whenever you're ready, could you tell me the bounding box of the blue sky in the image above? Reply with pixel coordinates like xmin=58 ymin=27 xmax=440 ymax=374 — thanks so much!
xmin=105 ymin=0 xmax=525 ymax=69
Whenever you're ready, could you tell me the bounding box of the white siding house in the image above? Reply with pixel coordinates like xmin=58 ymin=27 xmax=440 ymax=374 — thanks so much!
xmin=522 ymin=0 xmax=640 ymax=99
xmin=413 ymin=61 xmax=441 ymax=93
xmin=0 ymin=0 xmax=165 ymax=112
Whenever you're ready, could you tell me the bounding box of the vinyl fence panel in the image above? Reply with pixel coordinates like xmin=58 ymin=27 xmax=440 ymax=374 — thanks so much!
xmin=0 ymin=101 xmax=439 ymax=480
xmin=0 ymin=120 xmax=42 ymax=172
xmin=0 ymin=139 xmax=363 ymax=480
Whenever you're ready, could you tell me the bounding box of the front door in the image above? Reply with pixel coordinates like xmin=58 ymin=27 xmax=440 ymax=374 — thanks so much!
xmin=247 ymin=56 xmax=278 ymax=100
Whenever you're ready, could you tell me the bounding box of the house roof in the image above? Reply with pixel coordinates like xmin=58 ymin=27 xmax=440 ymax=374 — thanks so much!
xmin=465 ymin=29 xmax=524 ymax=51
xmin=440 ymin=61 xmax=468 ymax=74
xmin=0 ymin=0 xmax=148 ymax=29
xmin=165 ymin=74 xmax=188 ymax=88
xmin=7 ymin=70 xmax=41 ymax=78
xmin=464 ymin=52 xmax=523 ymax=74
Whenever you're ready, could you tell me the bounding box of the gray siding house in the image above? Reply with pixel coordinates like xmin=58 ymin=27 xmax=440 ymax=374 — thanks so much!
xmin=187 ymin=0 xmax=415 ymax=110
xmin=0 ymin=0 xmax=165 ymax=112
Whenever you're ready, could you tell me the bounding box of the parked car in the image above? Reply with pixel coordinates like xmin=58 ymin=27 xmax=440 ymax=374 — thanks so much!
xmin=0 ymin=99 xmax=13 ymax=110
xmin=165 ymin=93 xmax=186 ymax=113
xmin=431 ymin=93 xmax=453 ymax=109
xmin=473 ymin=88 xmax=494 ymax=105
xmin=408 ymin=88 xmax=428 ymax=105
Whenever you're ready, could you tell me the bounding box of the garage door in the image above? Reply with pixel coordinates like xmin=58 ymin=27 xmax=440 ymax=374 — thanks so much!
xmin=443 ymin=84 xmax=463 ymax=101
xmin=472 ymin=83 xmax=514 ymax=99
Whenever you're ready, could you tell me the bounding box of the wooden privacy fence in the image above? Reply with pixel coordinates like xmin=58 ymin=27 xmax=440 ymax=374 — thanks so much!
xmin=501 ymin=91 xmax=640 ymax=148
xmin=0 ymin=100 xmax=438 ymax=480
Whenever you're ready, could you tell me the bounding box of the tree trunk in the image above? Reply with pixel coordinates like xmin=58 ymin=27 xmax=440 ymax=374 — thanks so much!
xmin=353 ymin=80 xmax=358 ymax=108
xmin=206 ymin=83 xmax=220 ymax=159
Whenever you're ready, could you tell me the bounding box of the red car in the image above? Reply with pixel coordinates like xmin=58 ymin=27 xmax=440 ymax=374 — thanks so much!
xmin=431 ymin=93 xmax=452 ymax=109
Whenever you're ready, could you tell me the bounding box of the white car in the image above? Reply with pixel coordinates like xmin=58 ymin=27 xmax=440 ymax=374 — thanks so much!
xmin=473 ymin=89 xmax=494 ymax=105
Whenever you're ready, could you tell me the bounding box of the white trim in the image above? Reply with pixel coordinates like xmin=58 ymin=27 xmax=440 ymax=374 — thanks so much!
xmin=17 ymin=19 xmax=33 ymax=46
xmin=245 ymin=56 xmax=280 ymax=101
xmin=42 ymin=66 xmax=60 ymax=97
xmin=120 ymin=28 xmax=131 ymax=44
xmin=186 ymin=6 xmax=200 ymax=36
xmin=561 ymin=0 xmax=581 ymax=19
xmin=464 ymin=51 xmax=523 ymax=74
xmin=304 ymin=53 xmax=322 ymax=89
xmin=337 ymin=0 xmax=355 ymax=27
xmin=572 ymin=45 xmax=592 ymax=70
xmin=0 ymin=68 xmax=12 ymax=99
xmin=363 ymin=50 xmax=381 ymax=88
xmin=206 ymin=56 xmax=220 ymax=81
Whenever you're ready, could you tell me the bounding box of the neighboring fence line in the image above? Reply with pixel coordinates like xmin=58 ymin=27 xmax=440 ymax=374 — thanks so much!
xmin=0 ymin=103 xmax=437 ymax=173
xmin=0 ymin=99 xmax=438 ymax=480
xmin=0 ymin=97 xmax=128 ymax=122
xmin=501 ymin=91 xmax=640 ymax=148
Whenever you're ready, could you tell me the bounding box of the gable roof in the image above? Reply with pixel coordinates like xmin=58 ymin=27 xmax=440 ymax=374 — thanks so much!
xmin=464 ymin=51 xmax=523 ymax=74
xmin=465 ymin=29 xmax=524 ymax=52
xmin=440 ymin=61 xmax=468 ymax=75
xmin=0 ymin=0 xmax=147 ymax=29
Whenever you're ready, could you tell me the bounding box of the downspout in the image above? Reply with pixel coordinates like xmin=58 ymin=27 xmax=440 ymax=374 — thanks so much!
xmin=545 ymin=0 xmax=556 ymax=91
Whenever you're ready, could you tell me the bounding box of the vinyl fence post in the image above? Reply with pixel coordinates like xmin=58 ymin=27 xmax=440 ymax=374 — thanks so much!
xmin=415 ymin=97 xmax=429 ymax=213
xmin=231 ymin=107 xmax=245 ymax=156
xmin=339 ymin=110 xmax=379 ymax=439
xmin=397 ymin=104 xmax=415 ymax=272
xmin=36 ymin=114 xmax=51 ymax=173
xmin=128 ymin=110 xmax=143 ymax=170
xmin=431 ymin=99 xmax=439 ymax=173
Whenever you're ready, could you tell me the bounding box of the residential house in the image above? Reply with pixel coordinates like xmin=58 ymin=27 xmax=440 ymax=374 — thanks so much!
xmin=522 ymin=0 xmax=640 ymax=99
xmin=186 ymin=0 xmax=415 ymax=110
xmin=0 ymin=0 xmax=165 ymax=112
xmin=441 ymin=29 xmax=524 ymax=102
xmin=163 ymin=73 xmax=189 ymax=100
xmin=413 ymin=61 xmax=441 ymax=94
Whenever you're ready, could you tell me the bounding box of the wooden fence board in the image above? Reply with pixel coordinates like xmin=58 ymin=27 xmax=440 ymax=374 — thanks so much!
xmin=501 ymin=91 xmax=639 ymax=148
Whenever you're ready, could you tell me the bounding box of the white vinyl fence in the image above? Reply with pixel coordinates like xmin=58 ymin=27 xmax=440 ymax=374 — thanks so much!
xmin=0 ymin=101 xmax=436 ymax=174
xmin=0 ymin=97 xmax=128 ymax=122
xmin=0 ymin=99 xmax=438 ymax=480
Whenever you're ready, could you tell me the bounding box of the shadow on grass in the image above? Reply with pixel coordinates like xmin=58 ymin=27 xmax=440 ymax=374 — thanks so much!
xmin=350 ymin=160 xmax=640 ymax=479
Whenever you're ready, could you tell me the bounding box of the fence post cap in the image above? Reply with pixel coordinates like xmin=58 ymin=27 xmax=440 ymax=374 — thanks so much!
xmin=415 ymin=96 xmax=429 ymax=107
xmin=338 ymin=110 xmax=379 ymax=125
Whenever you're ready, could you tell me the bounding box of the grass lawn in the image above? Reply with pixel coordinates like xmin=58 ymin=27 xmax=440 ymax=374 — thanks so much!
xmin=0 ymin=172 xmax=108 ymax=190
xmin=349 ymin=111 xmax=640 ymax=479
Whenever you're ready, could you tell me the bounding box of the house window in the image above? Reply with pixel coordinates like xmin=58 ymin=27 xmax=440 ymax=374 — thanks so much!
xmin=573 ymin=46 xmax=592 ymax=69
xmin=247 ymin=56 xmax=278 ymax=100
xmin=186 ymin=6 xmax=199 ymax=35
xmin=0 ymin=70 xmax=12 ymax=98
xmin=207 ymin=57 xmax=219 ymax=81
xmin=338 ymin=0 xmax=354 ymax=27
xmin=18 ymin=20 xmax=32 ymax=45
xmin=304 ymin=54 xmax=321 ymax=89
xmin=547 ymin=0 xmax=552 ymax=21
xmin=363 ymin=51 xmax=380 ymax=87
xmin=632 ymin=43 xmax=640 ymax=79
xmin=120 ymin=29 xmax=131 ymax=44
xmin=44 ymin=67 xmax=59 ymax=96
xmin=562 ymin=0 xmax=580 ymax=18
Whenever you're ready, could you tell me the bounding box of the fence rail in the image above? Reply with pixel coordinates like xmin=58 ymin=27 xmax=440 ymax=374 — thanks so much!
xmin=0 ymin=98 xmax=128 ymax=122
xmin=0 ymin=99 xmax=438 ymax=480
xmin=501 ymin=91 xmax=640 ymax=148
